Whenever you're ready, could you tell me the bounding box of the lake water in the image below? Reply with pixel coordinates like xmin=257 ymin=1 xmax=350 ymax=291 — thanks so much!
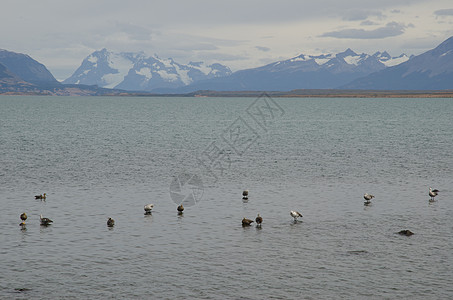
xmin=1 ymin=95 xmax=452 ymax=299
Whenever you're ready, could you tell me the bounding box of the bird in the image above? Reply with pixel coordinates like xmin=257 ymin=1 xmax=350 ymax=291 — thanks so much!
xmin=290 ymin=210 xmax=303 ymax=222
xmin=144 ymin=204 xmax=154 ymax=215
xmin=255 ymin=214 xmax=263 ymax=227
xmin=242 ymin=190 xmax=249 ymax=200
xmin=107 ymin=217 xmax=115 ymax=227
xmin=40 ymin=214 xmax=53 ymax=226
xmin=20 ymin=213 xmax=27 ymax=222
xmin=398 ymin=229 xmax=414 ymax=236
xmin=35 ymin=193 xmax=46 ymax=200
xmin=177 ymin=204 xmax=184 ymax=214
xmin=242 ymin=217 xmax=254 ymax=226
xmin=363 ymin=193 xmax=374 ymax=205
xmin=429 ymin=187 xmax=439 ymax=202
xmin=19 ymin=222 xmax=26 ymax=229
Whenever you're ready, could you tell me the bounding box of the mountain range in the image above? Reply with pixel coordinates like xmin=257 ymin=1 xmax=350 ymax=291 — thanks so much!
xmin=1 ymin=36 xmax=453 ymax=95
xmin=63 ymin=48 xmax=232 ymax=91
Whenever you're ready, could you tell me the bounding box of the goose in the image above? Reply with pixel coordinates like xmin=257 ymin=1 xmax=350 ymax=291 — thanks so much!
xmin=107 ymin=217 xmax=115 ymax=227
xmin=429 ymin=187 xmax=439 ymax=201
xmin=363 ymin=193 xmax=374 ymax=205
xmin=290 ymin=210 xmax=303 ymax=222
xmin=177 ymin=204 xmax=184 ymax=214
xmin=35 ymin=193 xmax=46 ymax=200
xmin=40 ymin=214 xmax=53 ymax=226
xmin=144 ymin=204 xmax=154 ymax=215
xmin=242 ymin=217 xmax=254 ymax=226
xmin=255 ymin=214 xmax=263 ymax=227
xmin=242 ymin=190 xmax=249 ymax=200
xmin=20 ymin=213 xmax=27 ymax=222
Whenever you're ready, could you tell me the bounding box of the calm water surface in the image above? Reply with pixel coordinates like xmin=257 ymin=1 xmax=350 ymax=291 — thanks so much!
xmin=1 ymin=96 xmax=452 ymax=299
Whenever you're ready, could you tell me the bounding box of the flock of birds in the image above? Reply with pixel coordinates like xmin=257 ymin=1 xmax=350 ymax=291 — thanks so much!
xmin=19 ymin=187 xmax=440 ymax=231
xmin=240 ymin=189 xmax=303 ymax=227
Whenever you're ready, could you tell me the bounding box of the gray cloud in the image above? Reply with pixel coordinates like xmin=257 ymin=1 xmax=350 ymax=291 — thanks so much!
xmin=321 ymin=22 xmax=408 ymax=39
xmin=360 ymin=20 xmax=379 ymax=26
xmin=255 ymin=46 xmax=271 ymax=52
xmin=434 ymin=9 xmax=453 ymax=16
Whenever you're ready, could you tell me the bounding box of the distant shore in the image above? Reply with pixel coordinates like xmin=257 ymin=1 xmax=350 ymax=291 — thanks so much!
xmin=183 ymin=89 xmax=453 ymax=98
xmin=2 ymin=88 xmax=453 ymax=98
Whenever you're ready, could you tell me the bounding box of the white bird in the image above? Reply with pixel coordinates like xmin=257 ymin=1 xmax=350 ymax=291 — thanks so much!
xmin=290 ymin=210 xmax=303 ymax=222
xmin=144 ymin=204 xmax=154 ymax=215
xmin=429 ymin=187 xmax=439 ymax=201
xmin=364 ymin=193 xmax=374 ymax=205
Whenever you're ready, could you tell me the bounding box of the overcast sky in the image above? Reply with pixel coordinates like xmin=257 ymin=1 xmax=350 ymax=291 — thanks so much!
xmin=2 ymin=0 xmax=453 ymax=80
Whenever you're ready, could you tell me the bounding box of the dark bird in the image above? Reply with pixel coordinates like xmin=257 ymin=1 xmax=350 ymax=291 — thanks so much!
xmin=363 ymin=193 xmax=374 ymax=205
xmin=255 ymin=214 xmax=263 ymax=227
xmin=177 ymin=204 xmax=184 ymax=214
xmin=242 ymin=190 xmax=249 ymax=200
xmin=40 ymin=214 xmax=53 ymax=226
xmin=35 ymin=193 xmax=46 ymax=200
xmin=290 ymin=210 xmax=303 ymax=222
xmin=242 ymin=217 xmax=254 ymax=226
xmin=429 ymin=187 xmax=439 ymax=202
xmin=20 ymin=213 xmax=27 ymax=222
xmin=144 ymin=204 xmax=154 ymax=215
xmin=19 ymin=222 xmax=26 ymax=229
xmin=107 ymin=217 xmax=115 ymax=227
xmin=398 ymin=230 xmax=414 ymax=236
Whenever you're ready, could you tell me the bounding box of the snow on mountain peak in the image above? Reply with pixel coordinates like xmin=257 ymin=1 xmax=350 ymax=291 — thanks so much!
xmin=64 ymin=49 xmax=232 ymax=91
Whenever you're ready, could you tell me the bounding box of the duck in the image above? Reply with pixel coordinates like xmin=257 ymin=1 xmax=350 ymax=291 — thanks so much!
xmin=19 ymin=222 xmax=26 ymax=229
xmin=255 ymin=214 xmax=263 ymax=227
xmin=144 ymin=204 xmax=154 ymax=215
xmin=363 ymin=193 xmax=374 ymax=205
xmin=177 ymin=204 xmax=184 ymax=214
xmin=35 ymin=193 xmax=46 ymax=200
xmin=40 ymin=214 xmax=53 ymax=226
xmin=242 ymin=190 xmax=249 ymax=200
xmin=242 ymin=217 xmax=254 ymax=226
xmin=290 ymin=210 xmax=303 ymax=222
xmin=429 ymin=187 xmax=439 ymax=202
xmin=398 ymin=229 xmax=414 ymax=236
xmin=107 ymin=217 xmax=115 ymax=227
xmin=20 ymin=213 xmax=27 ymax=222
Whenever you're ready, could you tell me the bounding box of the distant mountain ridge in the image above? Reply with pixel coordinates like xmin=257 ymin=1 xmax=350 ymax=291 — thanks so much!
xmin=0 ymin=49 xmax=58 ymax=85
xmin=342 ymin=36 xmax=453 ymax=89
xmin=63 ymin=49 xmax=232 ymax=91
xmin=2 ymin=36 xmax=453 ymax=95
xmin=156 ymin=49 xmax=411 ymax=93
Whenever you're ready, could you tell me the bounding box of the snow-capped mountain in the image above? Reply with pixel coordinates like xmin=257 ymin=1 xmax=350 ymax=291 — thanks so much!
xmin=160 ymin=49 xmax=411 ymax=93
xmin=63 ymin=49 xmax=232 ymax=91
xmin=342 ymin=36 xmax=453 ymax=90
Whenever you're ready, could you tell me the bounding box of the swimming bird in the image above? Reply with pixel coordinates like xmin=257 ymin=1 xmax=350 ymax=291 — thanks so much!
xmin=398 ymin=229 xmax=414 ymax=236
xmin=363 ymin=193 xmax=374 ymax=205
xmin=107 ymin=217 xmax=115 ymax=227
xmin=40 ymin=214 xmax=53 ymax=226
xmin=144 ymin=204 xmax=154 ymax=215
xmin=255 ymin=214 xmax=263 ymax=227
xmin=20 ymin=213 xmax=27 ymax=222
xmin=242 ymin=190 xmax=249 ymax=200
xmin=242 ymin=217 xmax=254 ymax=226
xmin=290 ymin=210 xmax=303 ymax=222
xmin=19 ymin=222 xmax=26 ymax=229
xmin=35 ymin=193 xmax=46 ymax=200
xmin=177 ymin=204 xmax=184 ymax=214
xmin=429 ymin=187 xmax=439 ymax=201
